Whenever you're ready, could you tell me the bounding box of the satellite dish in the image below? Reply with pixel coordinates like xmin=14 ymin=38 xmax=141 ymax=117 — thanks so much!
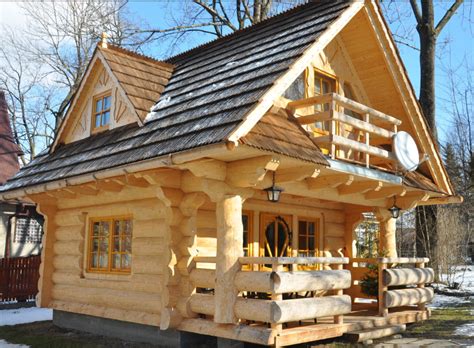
xmin=393 ymin=131 xmax=420 ymax=172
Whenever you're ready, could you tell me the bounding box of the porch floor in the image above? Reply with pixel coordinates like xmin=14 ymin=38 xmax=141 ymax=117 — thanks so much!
xmin=178 ymin=305 xmax=430 ymax=347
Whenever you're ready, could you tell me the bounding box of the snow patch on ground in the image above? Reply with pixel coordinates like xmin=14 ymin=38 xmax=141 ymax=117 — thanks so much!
xmin=454 ymin=322 xmax=474 ymax=337
xmin=428 ymin=293 xmax=472 ymax=308
xmin=0 ymin=340 xmax=29 ymax=348
xmin=0 ymin=339 xmax=29 ymax=348
xmin=0 ymin=307 xmax=52 ymax=326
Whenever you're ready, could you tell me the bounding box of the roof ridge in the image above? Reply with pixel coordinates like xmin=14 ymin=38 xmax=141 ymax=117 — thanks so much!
xmin=165 ymin=0 xmax=332 ymax=64
xmin=99 ymin=43 xmax=174 ymax=70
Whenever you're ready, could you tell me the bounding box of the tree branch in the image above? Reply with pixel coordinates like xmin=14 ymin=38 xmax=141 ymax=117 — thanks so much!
xmin=435 ymin=0 xmax=464 ymax=35
xmin=409 ymin=0 xmax=423 ymax=25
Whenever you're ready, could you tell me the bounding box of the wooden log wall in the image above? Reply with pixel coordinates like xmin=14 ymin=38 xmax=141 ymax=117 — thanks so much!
xmin=34 ymin=176 xmax=188 ymax=327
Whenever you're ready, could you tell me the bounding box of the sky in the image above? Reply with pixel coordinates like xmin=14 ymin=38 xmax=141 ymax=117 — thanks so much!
xmin=0 ymin=0 xmax=472 ymax=144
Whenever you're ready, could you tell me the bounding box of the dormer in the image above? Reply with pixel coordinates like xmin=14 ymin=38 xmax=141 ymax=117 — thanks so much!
xmin=52 ymin=40 xmax=174 ymax=149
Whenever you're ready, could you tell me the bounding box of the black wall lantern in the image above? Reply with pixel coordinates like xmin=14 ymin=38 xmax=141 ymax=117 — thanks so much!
xmin=388 ymin=196 xmax=401 ymax=219
xmin=264 ymin=171 xmax=283 ymax=203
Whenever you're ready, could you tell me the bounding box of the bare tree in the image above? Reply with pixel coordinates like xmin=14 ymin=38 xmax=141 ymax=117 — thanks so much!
xmin=0 ymin=0 xmax=147 ymax=162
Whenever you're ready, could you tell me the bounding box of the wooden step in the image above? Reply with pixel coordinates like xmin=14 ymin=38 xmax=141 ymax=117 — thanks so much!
xmin=342 ymin=324 xmax=406 ymax=343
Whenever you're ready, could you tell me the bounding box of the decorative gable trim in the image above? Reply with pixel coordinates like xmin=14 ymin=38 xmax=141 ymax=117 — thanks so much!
xmin=365 ymin=2 xmax=452 ymax=195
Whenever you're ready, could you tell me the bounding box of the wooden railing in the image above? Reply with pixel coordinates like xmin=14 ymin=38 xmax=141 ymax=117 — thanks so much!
xmin=0 ymin=255 xmax=41 ymax=302
xmin=189 ymin=256 xmax=352 ymax=332
xmin=377 ymin=257 xmax=433 ymax=317
xmin=348 ymin=257 xmax=433 ymax=317
xmin=287 ymin=93 xmax=402 ymax=168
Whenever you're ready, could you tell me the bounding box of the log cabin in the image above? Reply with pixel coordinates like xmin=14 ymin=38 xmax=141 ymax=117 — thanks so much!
xmin=0 ymin=1 xmax=462 ymax=346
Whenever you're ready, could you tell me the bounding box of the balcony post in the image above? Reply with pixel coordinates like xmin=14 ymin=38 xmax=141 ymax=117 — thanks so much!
xmin=215 ymin=194 xmax=244 ymax=324
xmin=416 ymin=260 xmax=426 ymax=312
xmin=375 ymin=209 xmax=397 ymax=258
xmin=378 ymin=261 xmax=388 ymax=317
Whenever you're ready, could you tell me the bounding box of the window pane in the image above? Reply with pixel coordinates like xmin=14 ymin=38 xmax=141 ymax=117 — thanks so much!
xmin=113 ymin=220 xmax=120 ymax=236
xmin=112 ymin=254 xmax=121 ymax=269
xmin=113 ymin=237 xmax=120 ymax=252
xmin=322 ymin=81 xmax=330 ymax=94
xmin=93 ymin=222 xmax=100 ymax=236
xmin=243 ymin=230 xmax=248 ymax=247
xmin=309 ymin=236 xmax=315 ymax=250
xmin=92 ymin=238 xmax=99 ymax=252
xmin=104 ymin=96 xmax=111 ymax=109
xmin=308 ymin=222 xmax=315 ymax=236
xmin=314 ymin=79 xmax=321 ymax=95
xmin=124 ymin=236 xmax=132 ymax=252
xmin=102 ymin=222 xmax=109 ymax=236
xmin=242 ymin=215 xmax=248 ymax=230
xmin=122 ymin=254 xmax=131 ymax=269
xmin=102 ymin=111 xmax=110 ymax=126
xmin=124 ymin=220 xmax=132 ymax=236
xmin=99 ymin=253 xmax=108 ymax=268
xmin=298 ymin=221 xmax=307 ymax=236
xmin=91 ymin=253 xmax=98 ymax=268
xmin=96 ymin=99 xmax=102 ymax=112
xmin=100 ymin=238 xmax=109 ymax=252
xmin=299 ymin=236 xmax=307 ymax=249
xmin=94 ymin=114 xmax=101 ymax=128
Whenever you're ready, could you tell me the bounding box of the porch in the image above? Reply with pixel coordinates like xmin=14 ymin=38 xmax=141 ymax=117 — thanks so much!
xmin=179 ymin=256 xmax=433 ymax=347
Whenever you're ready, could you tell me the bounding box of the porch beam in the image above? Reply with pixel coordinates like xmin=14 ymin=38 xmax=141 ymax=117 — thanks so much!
xmin=306 ymin=174 xmax=354 ymax=190
xmin=338 ymin=180 xmax=383 ymax=195
xmin=215 ymin=194 xmax=244 ymax=324
xmin=275 ymin=166 xmax=320 ymax=184
xmin=95 ymin=179 xmax=124 ymax=192
xmin=66 ymin=184 xmax=99 ymax=196
xmin=365 ymin=186 xmax=406 ymax=200
xmin=392 ymin=191 xmax=430 ymax=210
xmin=178 ymin=158 xmax=227 ymax=181
xmin=226 ymin=155 xmax=280 ymax=187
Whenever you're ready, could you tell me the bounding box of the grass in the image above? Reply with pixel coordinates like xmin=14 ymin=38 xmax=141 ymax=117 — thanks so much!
xmin=0 ymin=321 xmax=155 ymax=348
xmin=404 ymin=303 xmax=474 ymax=340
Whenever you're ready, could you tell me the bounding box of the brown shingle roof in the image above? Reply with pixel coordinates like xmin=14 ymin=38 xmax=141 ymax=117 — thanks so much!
xmin=0 ymin=1 xmax=350 ymax=193
xmin=98 ymin=45 xmax=174 ymax=120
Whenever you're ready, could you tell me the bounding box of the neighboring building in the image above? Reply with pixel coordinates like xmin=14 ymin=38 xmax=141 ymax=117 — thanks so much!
xmin=0 ymin=90 xmax=43 ymax=259
xmin=0 ymin=1 xmax=462 ymax=346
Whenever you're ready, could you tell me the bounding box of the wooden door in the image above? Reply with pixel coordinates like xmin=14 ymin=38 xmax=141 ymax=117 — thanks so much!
xmin=259 ymin=214 xmax=292 ymax=258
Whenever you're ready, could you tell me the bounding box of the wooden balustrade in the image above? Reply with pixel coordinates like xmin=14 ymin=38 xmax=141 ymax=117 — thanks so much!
xmin=287 ymin=93 xmax=402 ymax=168
xmin=189 ymin=256 xmax=352 ymax=331
xmin=377 ymin=257 xmax=433 ymax=317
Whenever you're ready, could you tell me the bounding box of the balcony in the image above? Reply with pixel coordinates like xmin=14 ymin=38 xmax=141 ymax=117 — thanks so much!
xmin=287 ymin=93 xmax=402 ymax=170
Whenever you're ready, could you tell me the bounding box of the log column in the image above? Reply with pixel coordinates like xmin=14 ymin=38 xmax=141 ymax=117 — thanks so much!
xmin=375 ymin=209 xmax=397 ymax=258
xmin=215 ymin=194 xmax=243 ymax=324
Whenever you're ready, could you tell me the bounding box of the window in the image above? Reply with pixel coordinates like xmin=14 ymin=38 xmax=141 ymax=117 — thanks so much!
xmin=242 ymin=212 xmax=253 ymax=257
xmin=298 ymin=219 xmax=319 ymax=257
xmin=88 ymin=217 xmax=132 ymax=273
xmin=313 ymin=71 xmax=336 ymax=130
xmin=92 ymin=92 xmax=111 ymax=131
xmin=14 ymin=217 xmax=43 ymax=243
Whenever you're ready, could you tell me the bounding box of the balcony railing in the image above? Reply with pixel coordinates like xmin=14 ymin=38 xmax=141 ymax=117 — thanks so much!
xmin=189 ymin=256 xmax=351 ymax=332
xmin=287 ymin=93 xmax=402 ymax=168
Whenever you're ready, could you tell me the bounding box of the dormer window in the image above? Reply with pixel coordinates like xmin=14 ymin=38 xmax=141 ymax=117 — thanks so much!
xmin=93 ymin=92 xmax=111 ymax=132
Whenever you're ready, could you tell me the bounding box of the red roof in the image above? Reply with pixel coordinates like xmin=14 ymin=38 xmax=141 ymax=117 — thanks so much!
xmin=0 ymin=90 xmax=22 ymax=185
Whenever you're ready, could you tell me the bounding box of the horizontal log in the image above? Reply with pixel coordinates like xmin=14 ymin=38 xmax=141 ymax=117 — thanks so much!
xmin=132 ymin=237 xmax=165 ymax=256
xmin=272 ymin=270 xmax=351 ymax=293
xmin=189 ymin=293 xmax=214 ymax=316
xmin=133 ymin=219 xmax=169 ymax=238
xmin=234 ymin=272 xmax=273 ymax=293
xmin=133 ymin=255 xmax=165 ymax=275
xmin=378 ymin=257 xmax=429 ymax=264
xmin=50 ymin=300 xmax=160 ymax=327
xmin=194 ymin=256 xmax=217 ymax=263
xmin=190 ymin=269 xmax=215 ymax=288
xmin=51 ymin=284 xmax=162 ymax=313
xmin=238 ymin=257 xmax=348 ymax=265
xmin=234 ymin=295 xmax=351 ymax=324
xmin=53 ymin=241 xmax=83 ymax=255
xmin=54 ymin=212 xmax=85 ymax=227
xmin=51 ymin=271 xmax=163 ymax=294
xmin=53 ymin=255 xmax=82 ymax=272
xmin=160 ymin=307 xmax=182 ymax=330
xmin=55 ymin=225 xmax=84 ymax=241
xmin=384 ymin=288 xmax=434 ymax=308
xmin=383 ymin=268 xmax=434 ymax=286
